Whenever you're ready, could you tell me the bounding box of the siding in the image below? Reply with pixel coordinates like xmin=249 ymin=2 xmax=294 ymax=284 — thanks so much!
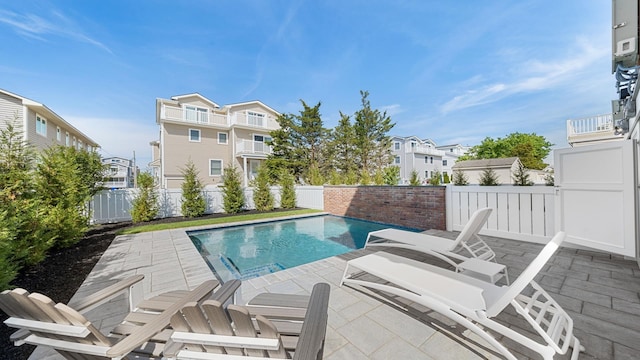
xmin=0 ymin=92 xmax=22 ymax=132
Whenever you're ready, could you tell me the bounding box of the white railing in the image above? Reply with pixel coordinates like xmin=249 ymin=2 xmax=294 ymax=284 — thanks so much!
xmin=161 ymin=105 xmax=228 ymax=126
xmin=236 ymin=140 xmax=272 ymax=155
xmin=405 ymin=143 xmax=445 ymax=156
xmin=231 ymin=112 xmax=279 ymax=130
xmin=446 ymin=185 xmax=555 ymax=244
xmin=566 ymin=114 xmax=614 ymax=136
xmin=90 ymin=186 xmax=323 ymax=224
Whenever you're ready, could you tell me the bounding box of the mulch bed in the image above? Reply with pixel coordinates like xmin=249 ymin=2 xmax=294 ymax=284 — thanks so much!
xmin=0 ymin=210 xmax=293 ymax=360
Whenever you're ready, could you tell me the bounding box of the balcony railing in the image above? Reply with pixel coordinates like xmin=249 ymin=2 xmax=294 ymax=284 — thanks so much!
xmin=405 ymin=144 xmax=445 ymax=156
xmin=236 ymin=140 xmax=272 ymax=155
xmin=566 ymin=114 xmax=622 ymax=146
xmin=161 ymin=105 xmax=228 ymax=126
xmin=231 ymin=112 xmax=279 ymax=130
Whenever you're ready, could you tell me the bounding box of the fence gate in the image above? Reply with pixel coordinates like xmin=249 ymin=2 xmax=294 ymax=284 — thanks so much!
xmin=554 ymin=140 xmax=637 ymax=257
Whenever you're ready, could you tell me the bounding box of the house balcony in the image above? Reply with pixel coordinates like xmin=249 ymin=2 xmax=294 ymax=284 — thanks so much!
xmin=405 ymin=144 xmax=446 ymax=156
xmin=230 ymin=111 xmax=280 ymax=131
xmin=236 ymin=140 xmax=272 ymax=157
xmin=160 ymin=105 xmax=228 ymax=126
xmin=566 ymin=113 xmax=624 ymax=147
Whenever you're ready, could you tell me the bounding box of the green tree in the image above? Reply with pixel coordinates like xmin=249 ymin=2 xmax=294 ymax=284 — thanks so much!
xmin=460 ymin=132 xmax=552 ymax=170
xmin=479 ymin=168 xmax=500 ymax=186
xmin=360 ymin=169 xmax=371 ymax=185
xmin=383 ymin=166 xmax=400 ymax=185
xmin=329 ymin=169 xmax=343 ymax=185
xmin=344 ymin=170 xmax=358 ymax=185
xmin=512 ymin=161 xmax=533 ymax=186
xmin=0 ymin=119 xmax=45 ymax=279
xmin=36 ymin=146 xmax=105 ymax=248
xmin=373 ymin=168 xmax=385 ymax=185
xmin=409 ymin=169 xmax=421 ymax=186
xmin=429 ymin=170 xmax=442 ymax=185
xmin=252 ymin=165 xmax=274 ymax=211
xmin=220 ymin=164 xmax=245 ymax=214
xmin=327 ymin=113 xmax=358 ymax=178
xmin=279 ymin=170 xmax=297 ymax=209
xmin=443 ymin=172 xmax=450 ymax=184
xmin=266 ymin=101 xmax=329 ymax=182
xmin=180 ymin=160 xmax=206 ymax=218
xmin=452 ymin=170 xmax=469 ymax=185
xmin=353 ymin=91 xmax=395 ymax=176
xmin=131 ymin=172 xmax=159 ymax=222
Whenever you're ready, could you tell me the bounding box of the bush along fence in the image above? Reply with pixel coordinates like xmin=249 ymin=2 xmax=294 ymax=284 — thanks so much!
xmin=90 ymin=186 xmax=324 ymax=224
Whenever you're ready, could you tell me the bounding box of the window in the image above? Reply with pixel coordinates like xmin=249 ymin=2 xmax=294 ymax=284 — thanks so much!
xmin=36 ymin=115 xmax=47 ymax=136
xmin=425 ymin=171 xmax=429 ymax=178
xmin=450 ymin=148 xmax=454 ymax=152
xmin=247 ymin=111 xmax=265 ymax=126
xmin=443 ymin=159 xmax=448 ymax=166
xmin=410 ymin=142 xmax=416 ymax=149
xmin=65 ymin=132 xmax=70 ymax=146
xmin=185 ymin=106 xmax=208 ymax=123
xmin=394 ymin=142 xmax=400 ymax=150
xmin=394 ymin=156 xmax=400 ymax=164
xmin=218 ymin=132 xmax=228 ymax=144
xmin=424 ymin=156 xmax=428 ymax=164
xmin=430 ymin=157 xmax=433 ymax=164
xmin=56 ymin=127 xmax=61 ymax=141
xmin=78 ymin=140 xmax=83 ymax=150
xmin=73 ymin=137 xmax=77 ymax=147
xmin=253 ymin=134 xmax=271 ymax=152
xmin=209 ymin=159 xmax=223 ymax=176
xmin=189 ymin=129 xmax=201 ymax=142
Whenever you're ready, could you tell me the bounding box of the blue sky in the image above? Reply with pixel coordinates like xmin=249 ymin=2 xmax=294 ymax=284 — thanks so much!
xmin=0 ymin=1 xmax=615 ymax=167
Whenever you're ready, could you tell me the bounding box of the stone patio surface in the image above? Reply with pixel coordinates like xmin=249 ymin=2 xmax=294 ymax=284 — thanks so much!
xmin=29 ymin=214 xmax=640 ymax=359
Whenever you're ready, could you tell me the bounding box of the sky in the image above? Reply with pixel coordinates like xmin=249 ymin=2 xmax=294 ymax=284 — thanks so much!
xmin=0 ymin=0 xmax=617 ymax=168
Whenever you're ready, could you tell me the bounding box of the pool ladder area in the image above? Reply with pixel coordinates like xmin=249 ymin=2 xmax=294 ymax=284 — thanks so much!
xmin=219 ymin=254 xmax=285 ymax=280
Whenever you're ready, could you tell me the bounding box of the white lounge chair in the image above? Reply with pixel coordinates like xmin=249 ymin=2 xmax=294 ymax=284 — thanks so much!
xmin=341 ymin=232 xmax=584 ymax=360
xmin=164 ymin=282 xmax=331 ymax=360
xmin=365 ymin=207 xmax=506 ymax=282
xmin=0 ymin=276 xmax=238 ymax=359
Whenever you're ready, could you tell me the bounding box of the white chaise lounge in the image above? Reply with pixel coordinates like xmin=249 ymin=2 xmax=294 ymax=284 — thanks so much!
xmin=365 ymin=207 xmax=508 ymax=283
xmin=341 ymin=232 xmax=584 ymax=360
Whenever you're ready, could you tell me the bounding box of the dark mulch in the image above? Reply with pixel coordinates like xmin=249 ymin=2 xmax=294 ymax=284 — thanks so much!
xmin=0 ymin=210 xmax=295 ymax=360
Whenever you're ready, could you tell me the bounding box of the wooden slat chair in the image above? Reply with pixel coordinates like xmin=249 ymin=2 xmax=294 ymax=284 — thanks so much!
xmin=164 ymin=282 xmax=330 ymax=360
xmin=0 ymin=275 xmax=240 ymax=359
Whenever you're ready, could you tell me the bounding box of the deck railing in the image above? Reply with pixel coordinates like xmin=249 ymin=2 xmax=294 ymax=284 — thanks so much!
xmin=161 ymin=105 xmax=228 ymax=126
xmin=566 ymin=114 xmax=614 ymax=137
xmin=236 ymin=140 xmax=272 ymax=155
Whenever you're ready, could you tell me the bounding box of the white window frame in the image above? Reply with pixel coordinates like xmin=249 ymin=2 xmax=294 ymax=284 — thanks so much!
xmin=218 ymin=132 xmax=228 ymax=144
xmin=189 ymin=128 xmax=201 ymax=142
xmin=443 ymin=159 xmax=448 ymax=166
xmin=394 ymin=156 xmax=401 ymax=164
xmin=78 ymin=140 xmax=83 ymax=150
xmin=394 ymin=142 xmax=400 ymax=150
xmin=56 ymin=127 xmax=61 ymax=141
xmin=209 ymin=159 xmax=223 ymax=176
xmin=65 ymin=132 xmax=70 ymax=146
xmin=247 ymin=111 xmax=265 ymax=127
xmin=36 ymin=114 xmax=47 ymax=137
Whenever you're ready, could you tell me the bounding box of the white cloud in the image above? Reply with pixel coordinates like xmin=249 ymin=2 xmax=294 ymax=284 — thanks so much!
xmin=439 ymin=37 xmax=607 ymax=114
xmin=0 ymin=9 xmax=112 ymax=54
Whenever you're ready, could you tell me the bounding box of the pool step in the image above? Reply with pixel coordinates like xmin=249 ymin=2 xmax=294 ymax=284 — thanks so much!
xmin=219 ymin=255 xmax=285 ymax=280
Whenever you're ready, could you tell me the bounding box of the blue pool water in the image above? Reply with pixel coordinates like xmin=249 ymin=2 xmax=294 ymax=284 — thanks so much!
xmin=188 ymin=215 xmax=418 ymax=281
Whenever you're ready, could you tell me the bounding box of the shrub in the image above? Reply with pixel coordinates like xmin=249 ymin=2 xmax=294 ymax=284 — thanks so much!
xmin=429 ymin=170 xmax=442 ymax=185
xmin=360 ymin=169 xmax=371 ymax=185
xmin=373 ymin=168 xmax=385 ymax=185
xmin=131 ymin=172 xmax=159 ymax=222
xmin=409 ymin=169 xmax=421 ymax=186
xmin=307 ymin=164 xmax=324 ymax=185
xmin=344 ymin=170 xmax=358 ymax=185
xmin=221 ymin=164 xmax=245 ymax=214
xmin=253 ymin=165 xmax=274 ymax=211
xmin=383 ymin=166 xmax=400 ymax=185
xmin=452 ymin=170 xmax=469 ymax=185
xmin=479 ymin=168 xmax=500 ymax=186
xmin=443 ymin=172 xmax=450 ymax=184
xmin=181 ymin=160 xmax=206 ymax=217
xmin=512 ymin=161 xmax=533 ymax=186
xmin=329 ymin=169 xmax=342 ymax=185
xmin=280 ymin=170 xmax=297 ymax=209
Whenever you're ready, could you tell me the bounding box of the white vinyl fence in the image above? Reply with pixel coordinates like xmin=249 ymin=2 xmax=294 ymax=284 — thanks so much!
xmin=446 ymin=185 xmax=555 ymax=244
xmin=90 ymin=186 xmax=324 ymax=224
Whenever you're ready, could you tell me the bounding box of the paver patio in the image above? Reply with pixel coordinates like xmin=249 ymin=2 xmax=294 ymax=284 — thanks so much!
xmin=28 ymin=215 xmax=640 ymax=359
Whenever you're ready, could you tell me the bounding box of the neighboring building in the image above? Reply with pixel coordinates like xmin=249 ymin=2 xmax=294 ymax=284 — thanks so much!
xmin=102 ymin=157 xmax=136 ymax=189
xmin=391 ymin=136 xmax=445 ymax=184
xmin=0 ymin=88 xmax=99 ymax=153
xmin=152 ymin=93 xmax=280 ymax=189
xmin=435 ymin=143 xmax=471 ymax=181
xmin=452 ymin=157 xmax=522 ymax=185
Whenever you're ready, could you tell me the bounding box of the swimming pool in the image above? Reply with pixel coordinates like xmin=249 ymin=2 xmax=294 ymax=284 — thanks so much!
xmin=188 ymin=215 xmax=418 ymax=281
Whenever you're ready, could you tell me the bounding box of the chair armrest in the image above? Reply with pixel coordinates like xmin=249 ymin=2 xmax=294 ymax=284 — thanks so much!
xmin=67 ymin=275 xmax=145 ymax=313
xmin=210 ymin=279 xmax=241 ymax=304
xmin=292 ymin=283 xmax=330 ymax=360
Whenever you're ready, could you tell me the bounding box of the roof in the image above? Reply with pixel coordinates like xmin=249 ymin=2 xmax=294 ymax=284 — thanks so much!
xmin=0 ymin=88 xmax=100 ymax=147
xmin=170 ymin=93 xmax=220 ymax=108
xmin=452 ymin=157 xmax=520 ymax=170
xmin=222 ymin=100 xmax=280 ymax=116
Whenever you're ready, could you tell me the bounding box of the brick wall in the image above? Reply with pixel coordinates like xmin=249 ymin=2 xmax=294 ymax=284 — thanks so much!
xmin=324 ymin=186 xmax=446 ymax=231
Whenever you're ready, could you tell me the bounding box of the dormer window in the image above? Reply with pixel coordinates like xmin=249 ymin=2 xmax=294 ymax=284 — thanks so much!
xmin=184 ymin=105 xmax=208 ymax=123
xmin=247 ymin=111 xmax=265 ymax=126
